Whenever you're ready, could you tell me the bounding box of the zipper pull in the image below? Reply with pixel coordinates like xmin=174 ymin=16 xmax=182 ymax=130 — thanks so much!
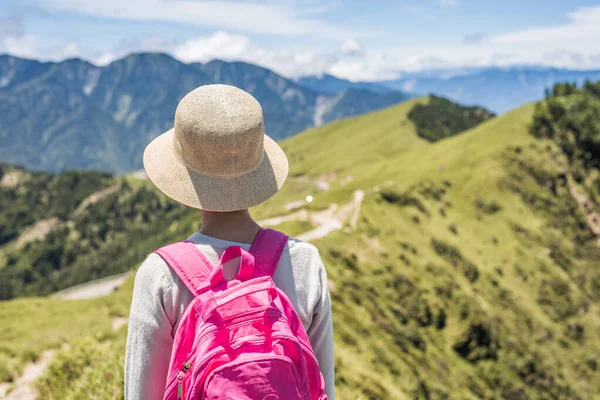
xmin=176 ymin=371 xmax=184 ymax=400
xmin=182 ymin=360 xmax=191 ymax=372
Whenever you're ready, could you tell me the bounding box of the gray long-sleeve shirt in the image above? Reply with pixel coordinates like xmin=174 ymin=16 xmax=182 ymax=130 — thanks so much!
xmin=125 ymin=232 xmax=335 ymax=399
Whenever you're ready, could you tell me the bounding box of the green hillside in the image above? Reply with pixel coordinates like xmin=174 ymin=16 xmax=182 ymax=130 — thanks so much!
xmin=407 ymin=95 xmax=496 ymax=142
xmin=0 ymin=168 xmax=190 ymax=299
xmin=1 ymin=86 xmax=600 ymax=399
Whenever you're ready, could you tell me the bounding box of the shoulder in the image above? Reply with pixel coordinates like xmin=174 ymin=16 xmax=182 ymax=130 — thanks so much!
xmin=134 ymin=252 xmax=173 ymax=289
xmin=285 ymin=237 xmax=326 ymax=281
xmin=287 ymin=237 xmax=322 ymax=262
xmin=282 ymin=238 xmax=329 ymax=317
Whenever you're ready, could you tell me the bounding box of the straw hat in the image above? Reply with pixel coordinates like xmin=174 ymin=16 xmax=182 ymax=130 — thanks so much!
xmin=143 ymin=84 xmax=289 ymax=211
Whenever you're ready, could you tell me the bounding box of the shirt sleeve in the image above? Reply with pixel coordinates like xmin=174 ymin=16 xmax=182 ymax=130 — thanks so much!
xmin=307 ymin=255 xmax=336 ymax=400
xmin=124 ymin=254 xmax=175 ymax=400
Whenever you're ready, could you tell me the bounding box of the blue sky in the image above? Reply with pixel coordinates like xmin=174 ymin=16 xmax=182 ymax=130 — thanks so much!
xmin=1 ymin=0 xmax=599 ymax=80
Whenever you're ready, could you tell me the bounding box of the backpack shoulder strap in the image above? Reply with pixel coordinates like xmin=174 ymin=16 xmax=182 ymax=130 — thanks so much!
xmin=154 ymin=241 xmax=214 ymax=297
xmin=249 ymin=228 xmax=289 ymax=278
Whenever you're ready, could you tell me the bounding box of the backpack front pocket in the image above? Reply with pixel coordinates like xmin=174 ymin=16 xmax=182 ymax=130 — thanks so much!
xmin=201 ymin=354 xmax=308 ymax=400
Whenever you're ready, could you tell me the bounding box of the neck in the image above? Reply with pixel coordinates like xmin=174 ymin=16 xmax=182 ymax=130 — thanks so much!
xmin=199 ymin=209 xmax=260 ymax=244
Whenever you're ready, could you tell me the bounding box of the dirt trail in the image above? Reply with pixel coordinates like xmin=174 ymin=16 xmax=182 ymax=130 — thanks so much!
xmin=54 ymin=271 xmax=134 ymax=300
xmin=10 ymin=183 xmax=122 ymax=250
xmin=0 ymin=309 xmax=129 ymax=399
xmin=296 ymin=204 xmax=343 ymax=242
xmin=0 ymin=172 xmax=23 ymax=188
xmin=54 ymin=189 xmax=364 ymax=300
xmin=259 ymin=209 xmax=311 ymax=227
xmin=0 ymin=351 xmax=55 ymax=400
xmin=569 ymin=182 xmax=600 ymax=246
xmin=260 ymin=190 xmax=365 ymax=241
xmin=73 ymin=183 xmax=121 ymax=217
xmin=130 ymin=170 xmax=148 ymax=180
xmin=349 ymin=190 xmax=365 ymax=229
xmin=0 ymin=312 xmax=129 ymax=400
xmin=15 ymin=218 xmax=61 ymax=249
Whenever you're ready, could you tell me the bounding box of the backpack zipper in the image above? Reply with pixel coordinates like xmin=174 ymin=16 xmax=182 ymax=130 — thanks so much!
xmin=190 ymin=308 xmax=282 ymax=354
xmin=165 ymin=309 xmax=287 ymax=398
xmin=176 ymin=360 xmax=191 ymax=400
xmin=163 ymin=312 xmax=277 ymax=399
xmin=195 ymin=334 xmax=310 ymax=396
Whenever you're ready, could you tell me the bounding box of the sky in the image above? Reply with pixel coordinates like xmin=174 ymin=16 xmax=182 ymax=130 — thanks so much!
xmin=1 ymin=0 xmax=599 ymax=81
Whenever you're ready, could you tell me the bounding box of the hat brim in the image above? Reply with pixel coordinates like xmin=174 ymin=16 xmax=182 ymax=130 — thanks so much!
xmin=143 ymin=129 xmax=289 ymax=212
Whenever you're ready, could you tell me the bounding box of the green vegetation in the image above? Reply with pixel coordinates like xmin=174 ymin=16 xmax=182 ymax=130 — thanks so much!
xmin=0 ymin=279 xmax=132 ymax=383
xmin=2 ymin=85 xmax=600 ymax=399
xmin=0 ymin=165 xmax=113 ymax=245
xmin=270 ymin=219 xmax=316 ymax=238
xmin=531 ymin=81 xmax=600 ymax=190
xmin=408 ymin=94 xmax=495 ymax=142
xmin=0 ymin=175 xmax=193 ymax=299
xmin=35 ymin=330 xmax=127 ymax=400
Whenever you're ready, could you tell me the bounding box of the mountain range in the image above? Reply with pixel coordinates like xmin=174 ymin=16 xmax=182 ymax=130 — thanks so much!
xmin=0 ymin=53 xmax=410 ymax=174
xmin=5 ymin=52 xmax=598 ymax=176
xmin=302 ymin=67 xmax=600 ymax=114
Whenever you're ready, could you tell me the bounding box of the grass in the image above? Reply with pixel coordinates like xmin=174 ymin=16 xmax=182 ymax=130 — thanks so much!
xmin=270 ymin=219 xmax=317 ymax=238
xmin=34 ymin=329 xmax=127 ymax=400
xmin=0 ymin=279 xmax=133 ymax=383
xmin=1 ymin=95 xmax=600 ymax=399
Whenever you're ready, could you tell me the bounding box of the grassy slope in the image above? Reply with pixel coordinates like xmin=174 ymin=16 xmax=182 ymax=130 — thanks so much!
xmin=0 ymin=279 xmax=132 ymax=383
xmin=302 ymin=102 xmax=599 ymax=399
xmin=2 ymin=97 xmax=600 ymax=399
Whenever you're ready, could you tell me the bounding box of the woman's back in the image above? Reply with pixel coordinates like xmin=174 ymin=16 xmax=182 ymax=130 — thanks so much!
xmin=125 ymin=84 xmax=334 ymax=399
xmin=125 ymin=232 xmax=335 ymax=400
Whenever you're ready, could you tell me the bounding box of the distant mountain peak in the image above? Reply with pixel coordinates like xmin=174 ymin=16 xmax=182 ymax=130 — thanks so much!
xmin=382 ymin=67 xmax=600 ymax=113
xmin=0 ymin=53 xmax=413 ymax=173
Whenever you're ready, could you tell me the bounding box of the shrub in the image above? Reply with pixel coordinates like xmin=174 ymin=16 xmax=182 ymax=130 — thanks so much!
xmin=379 ymin=189 xmax=429 ymax=215
xmin=452 ymin=320 xmax=500 ymax=363
xmin=35 ymin=334 xmax=125 ymax=400
xmin=431 ymin=238 xmax=480 ymax=283
xmin=474 ymin=198 xmax=503 ymax=214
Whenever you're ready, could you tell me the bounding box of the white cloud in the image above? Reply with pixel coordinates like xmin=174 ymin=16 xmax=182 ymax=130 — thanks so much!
xmin=94 ymin=52 xmax=120 ymax=66
xmin=4 ymin=4 xmax=600 ymax=82
xmin=37 ymin=0 xmax=362 ymax=39
xmin=173 ymin=31 xmax=333 ymax=77
xmin=347 ymin=5 xmax=600 ymax=79
xmin=339 ymin=39 xmax=362 ymax=56
xmin=174 ymin=31 xmax=252 ymax=63
xmin=328 ymin=53 xmax=403 ymax=81
xmin=1 ymin=35 xmax=40 ymax=59
xmin=0 ymin=32 xmax=84 ymax=62
xmin=89 ymin=36 xmax=180 ymax=66
xmin=490 ymin=6 xmax=600 ymax=48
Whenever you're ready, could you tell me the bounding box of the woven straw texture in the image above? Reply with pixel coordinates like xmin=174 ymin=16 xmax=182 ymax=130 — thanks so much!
xmin=143 ymin=84 xmax=288 ymax=211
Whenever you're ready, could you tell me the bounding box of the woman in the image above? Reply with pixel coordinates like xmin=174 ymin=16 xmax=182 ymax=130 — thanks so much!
xmin=124 ymin=84 xmax=335 ymax=399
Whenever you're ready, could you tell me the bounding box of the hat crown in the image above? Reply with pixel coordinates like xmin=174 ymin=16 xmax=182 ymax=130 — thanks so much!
xmin=173 ymin=84 xmax=265 ymax=177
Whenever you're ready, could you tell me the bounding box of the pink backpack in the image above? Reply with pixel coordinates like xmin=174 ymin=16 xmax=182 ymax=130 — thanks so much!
xmin=155 ymin=228 xmax=327 ymax=400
